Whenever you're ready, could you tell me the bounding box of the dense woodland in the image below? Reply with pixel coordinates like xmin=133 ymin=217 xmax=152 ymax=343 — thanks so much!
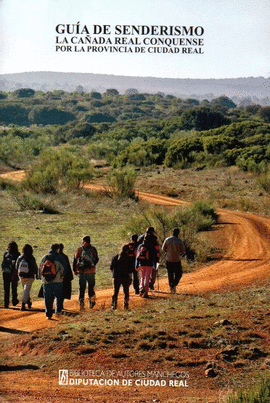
xmin=0 ymin=88 xmax=270 ymax=174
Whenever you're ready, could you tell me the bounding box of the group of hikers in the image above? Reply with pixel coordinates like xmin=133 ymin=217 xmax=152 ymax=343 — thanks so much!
xmin=1 ymin=227 xmax=185 ymax=319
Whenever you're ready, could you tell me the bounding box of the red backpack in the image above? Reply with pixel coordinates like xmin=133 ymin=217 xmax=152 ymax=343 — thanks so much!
xmin=41 ymin=259 xmax=57 ymax=282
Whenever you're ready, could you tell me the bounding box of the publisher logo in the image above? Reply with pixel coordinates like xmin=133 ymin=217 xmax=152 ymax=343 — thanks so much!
xmin=59 ymin=370 xmax=69 ymax=385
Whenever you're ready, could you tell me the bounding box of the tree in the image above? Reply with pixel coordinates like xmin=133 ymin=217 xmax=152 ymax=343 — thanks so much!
xmin=68 ymin=122 xmax=96 ymax=139
xmin=90 ymin=91 xmax=102 ymax=99
xmin=259 ymin=106 xmax=270 ymax=123
xmin=0 ymin=92 xmax=7 ymax=100
xmin=13 ymin=88 xmax=35 ymax=98
xmin=181 ymin=107 xmax=230 ymax=131
xmin=211 ymin=96 xmax=237 ymax=109
xmin=125 ymin=88 xmax=139 ymax=95
xmin=105 ymin=89 xmax=119 ymax=96
xmin=28 ymin=106 xmax=75 ymax=125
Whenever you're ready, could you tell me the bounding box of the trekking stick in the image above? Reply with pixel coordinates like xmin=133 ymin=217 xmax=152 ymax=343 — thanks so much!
xmin=156 ymin=263 xmax=159 ymax=291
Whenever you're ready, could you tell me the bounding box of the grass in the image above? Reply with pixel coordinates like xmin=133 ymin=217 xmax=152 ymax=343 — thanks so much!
xmin=136 ymin=166 xmax=270 ymax=217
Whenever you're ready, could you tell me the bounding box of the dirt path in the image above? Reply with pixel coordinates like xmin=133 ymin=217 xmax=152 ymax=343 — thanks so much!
xmin=1 ymin=170 xmax=270 ymax=337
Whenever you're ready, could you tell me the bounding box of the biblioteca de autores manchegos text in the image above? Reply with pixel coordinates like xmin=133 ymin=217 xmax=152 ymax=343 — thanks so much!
xmin=55 ymin=24 xmax=204 ymax=54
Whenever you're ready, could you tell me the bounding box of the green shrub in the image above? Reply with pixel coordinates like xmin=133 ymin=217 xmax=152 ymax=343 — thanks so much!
xmin=226 ymin=374 xmax=270 ymax=403
xmin=10 ymin=191 xmax=59 ymax=214
xmin=105 ymin=168 xmax=137 ymax=200
xmin=24 ymin=147 xmax=94 ymax=193
xmin=257 ymin=168 xmax=270 ymax=193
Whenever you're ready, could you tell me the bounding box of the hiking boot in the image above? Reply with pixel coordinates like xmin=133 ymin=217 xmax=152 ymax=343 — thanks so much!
xmin=13 ymin=299 xmax=19 ymax=307
xmin=79 ymin=301 xmax=85 ymax=311
xmin=27 ymin=300 xmax=32 ymax=310
xmin=170 ymin=286 xmax=176 ymax=294
xmin=20 ymin=303 xmax=26 ymax=311
xmin=89 ymin=296 xmax=96 ymax=309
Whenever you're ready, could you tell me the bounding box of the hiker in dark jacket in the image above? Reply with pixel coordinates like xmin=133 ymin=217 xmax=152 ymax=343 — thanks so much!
xmin=58 ymin=243 xmax=73 ymax=305
xmin=16 ymin=244 xmax=38 ymax=311
xmin=110 ymin=244 xmax=133 ymax=310
xmin=1 ymin=241 xmax=20 ymax=308
xmin=123 ymin=234 xmax=140 ymax=294
xmin=39 ymin=244 xmax=64 ymax=320
xmin=73 ymin=236 xmax=99 ymax=311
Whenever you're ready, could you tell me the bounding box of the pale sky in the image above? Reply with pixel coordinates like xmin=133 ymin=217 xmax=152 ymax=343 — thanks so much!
xmin=0 ymin=0 xmax=269 ymax=79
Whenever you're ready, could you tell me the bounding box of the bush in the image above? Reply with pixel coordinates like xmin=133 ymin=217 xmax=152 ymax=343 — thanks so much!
xmin=24 ymin=148 xmax=94 ymax=193
xmin=257 ymin=168 xmax=270 ymax=193
xmin=10 ymin=191 xmax=59 ymax=214
xmin=225 ymin=374 xmax=270 ymax=403
xmin=105 ymin=168 xmax=137 ymax=200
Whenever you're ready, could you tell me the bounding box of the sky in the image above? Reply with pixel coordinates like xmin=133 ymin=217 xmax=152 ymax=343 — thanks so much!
xmin=0 ymin=0 xmax=269 ymax=79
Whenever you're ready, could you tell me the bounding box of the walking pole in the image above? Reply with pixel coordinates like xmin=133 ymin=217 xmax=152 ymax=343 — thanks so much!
xmin=156 ymin=263 xmax=159 ymax=291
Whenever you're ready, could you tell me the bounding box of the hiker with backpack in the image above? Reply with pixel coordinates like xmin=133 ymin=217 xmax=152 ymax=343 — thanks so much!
xmin=162 ymin=228 xmax=186 ymax=294
xmin=138 ymin=227 xmax=160 ymax=291
xmin=39 ymin=244 xmax=64 ymax=320
xmin=58 ymin=243 xmax=73 ymax=306
xmin=1 ymin=241 xmax=20 ymax=308
xmin=16 ymin=244 xmax=39 ymax=311
xmin=136 ymin=232 xmax=157 ymax=298
xmin=110 ymin=244 xmax=133 ymax=310
xmin=73 ymin=236 xmax=99 ymax=311
xmin=123 ymin=234 xmax=140 ymax=295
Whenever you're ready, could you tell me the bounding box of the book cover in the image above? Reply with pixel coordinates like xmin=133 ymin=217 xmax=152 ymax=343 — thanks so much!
xmin=0 ymin=1 xmax=270 ymax=403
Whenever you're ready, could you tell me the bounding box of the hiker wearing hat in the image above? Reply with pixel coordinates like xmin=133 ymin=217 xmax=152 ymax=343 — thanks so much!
xmin=162 ymin=228 xmax=186 ymax=293
xmin=73 ymin=236 xmax=99 ymax=311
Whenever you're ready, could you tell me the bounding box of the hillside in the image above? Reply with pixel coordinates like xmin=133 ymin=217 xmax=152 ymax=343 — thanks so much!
xmin=0 ymin=72 xmax=269 ymax=100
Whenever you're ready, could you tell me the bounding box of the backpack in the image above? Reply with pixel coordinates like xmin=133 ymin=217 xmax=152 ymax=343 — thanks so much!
xmin=2 ymin=252 xmax=16 ymax=273
xmin=124 ymin=242 xmax=137 ymax=259
xmin=136 ymin=244 xmax=150 ymax=264
xmin=18 ymin=258 xmax=29 ymax=276
xmin=41 ymin=259 xmax=57 ymax=282
xmin=78 ymin=247 xmax=96 ymax=270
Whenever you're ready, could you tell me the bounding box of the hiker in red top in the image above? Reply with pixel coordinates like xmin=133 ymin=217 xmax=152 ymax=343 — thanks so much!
xmin=138 ymin=227 xmax=160 ymax=291
xmin=136 ymin=232 xmax=156 ymax=298
xmin=73 ymin=236 xmax=99 ymax=311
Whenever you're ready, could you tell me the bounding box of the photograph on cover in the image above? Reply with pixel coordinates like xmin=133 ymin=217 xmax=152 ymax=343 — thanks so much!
xmin=0 ymin=0 xmax=270 ymax=402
